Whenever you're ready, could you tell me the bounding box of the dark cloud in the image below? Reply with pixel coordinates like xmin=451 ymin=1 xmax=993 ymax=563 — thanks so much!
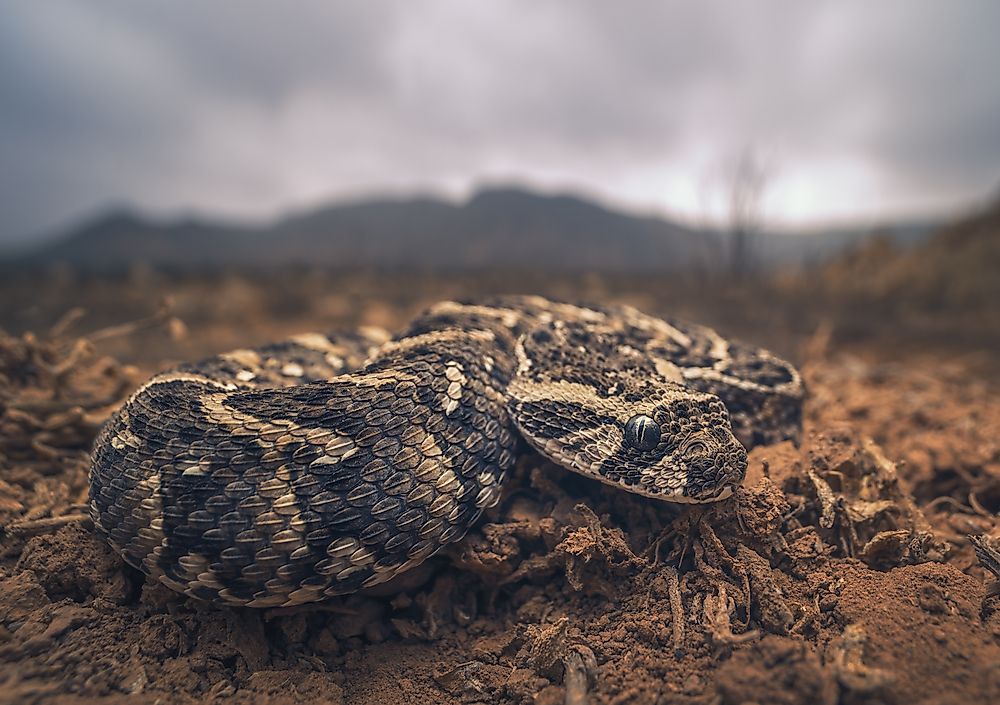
xmin=2 ymin=1 xmax=999 ymax=243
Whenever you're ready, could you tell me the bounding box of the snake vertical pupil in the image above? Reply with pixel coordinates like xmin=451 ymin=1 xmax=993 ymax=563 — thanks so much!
xmin=624 ymin=414 xmax=661 ymax=451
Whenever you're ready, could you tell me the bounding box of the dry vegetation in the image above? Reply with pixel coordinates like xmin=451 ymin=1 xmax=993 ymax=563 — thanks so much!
xmin=783 ymin=196 xmax=1000 ymax=349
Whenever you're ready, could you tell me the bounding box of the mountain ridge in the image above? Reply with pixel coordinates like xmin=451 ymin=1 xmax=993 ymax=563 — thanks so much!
xmin=4 ymin=186 xmax=936 ymax=271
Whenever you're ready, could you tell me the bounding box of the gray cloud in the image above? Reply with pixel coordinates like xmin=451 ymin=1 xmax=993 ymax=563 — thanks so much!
xmin=2 ymin=1 xmax=999 ymax=243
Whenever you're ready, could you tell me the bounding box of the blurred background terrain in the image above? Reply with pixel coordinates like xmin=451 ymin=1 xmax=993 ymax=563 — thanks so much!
xmin=2 ymin=2 xmax=998 ymax=366
xmin=1 ymin=186 xmax=996 ymax=371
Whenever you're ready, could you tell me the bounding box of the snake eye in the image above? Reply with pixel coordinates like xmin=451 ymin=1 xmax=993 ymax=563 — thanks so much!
xmin=624 ymin=414 xmax=661 ymax=451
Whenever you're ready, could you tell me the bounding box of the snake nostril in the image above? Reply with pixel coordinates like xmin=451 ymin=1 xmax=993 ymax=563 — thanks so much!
xmin=624 ymin=414 xmax=661 ymax=451
xmin=685 ymin=440 xmax=709 ymax=456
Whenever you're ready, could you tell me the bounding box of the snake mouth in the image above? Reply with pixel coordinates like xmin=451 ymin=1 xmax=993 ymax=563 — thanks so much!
xmin=689 ymin=482 xmax=736 ymax=503
xmin=678 ymin=439 xmax=747 ymax=502
xmin=617 ymin=479 xmax=736 ymax=504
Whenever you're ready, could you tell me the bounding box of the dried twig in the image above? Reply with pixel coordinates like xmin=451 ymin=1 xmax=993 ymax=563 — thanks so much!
xmin=969 ymin=534 xmax=1000 ymax=606
xmin=663 ymin=565 xmax=685 ymax=657
xmin=828 ymin=624 xmax=894 ymax=693
xmin=563 ymin=650 xmax=589 ymax=705
xmin=83 ymin=300 xmax=176 ymax=344
xmin=47 ymin=308 xmax=87 ymax=340
xmin=807 ymin=470 xmax=838 ymax=530
xmin=703 ymin=584 xmax=759 ymax=651
xmin=4 ymin=513 xmax=91 ymax=537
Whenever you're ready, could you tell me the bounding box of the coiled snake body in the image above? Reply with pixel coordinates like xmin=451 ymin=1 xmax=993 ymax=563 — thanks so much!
xmin=89 ymin=297 xmax=802 ymax=607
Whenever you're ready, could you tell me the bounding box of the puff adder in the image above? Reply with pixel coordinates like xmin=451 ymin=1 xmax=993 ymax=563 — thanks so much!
xmin=89 ymin=296 xmax=803 ymax=607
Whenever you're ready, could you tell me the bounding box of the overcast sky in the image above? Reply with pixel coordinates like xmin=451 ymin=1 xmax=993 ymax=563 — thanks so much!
xmin=3 ymin=1 xmax=1000 ymax=243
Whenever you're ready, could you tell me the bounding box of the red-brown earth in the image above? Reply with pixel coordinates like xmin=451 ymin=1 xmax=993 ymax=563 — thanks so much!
xmin=0 ymin=274 xmax=997 ymax=705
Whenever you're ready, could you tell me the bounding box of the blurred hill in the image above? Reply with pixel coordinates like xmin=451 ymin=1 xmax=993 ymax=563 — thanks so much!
xmin=817 ymin=195 xmax=1000 ymax=310
xmin=778 ymin=194 xmax=1000 ymax=349
xmin=3 ymin=187 xmax=934 ymax=272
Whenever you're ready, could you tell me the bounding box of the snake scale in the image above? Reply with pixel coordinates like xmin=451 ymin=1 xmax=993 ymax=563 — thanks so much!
xmin=89 ymin=296 xmax=802 ymax=608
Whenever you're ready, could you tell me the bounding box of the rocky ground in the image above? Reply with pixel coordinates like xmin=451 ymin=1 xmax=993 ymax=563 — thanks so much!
xmin=0 ymin=282 xmax=998 ymax=705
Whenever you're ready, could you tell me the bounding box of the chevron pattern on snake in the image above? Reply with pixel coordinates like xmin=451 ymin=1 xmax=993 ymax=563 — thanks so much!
xmin=89 ymin=296 xmax=803 ymax=607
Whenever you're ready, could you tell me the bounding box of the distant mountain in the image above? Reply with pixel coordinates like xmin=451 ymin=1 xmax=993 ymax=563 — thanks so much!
xmin=3 ymin=187 xmax=937 ymax=272
xmin=756 ymin=222 xmax=938 ymax=266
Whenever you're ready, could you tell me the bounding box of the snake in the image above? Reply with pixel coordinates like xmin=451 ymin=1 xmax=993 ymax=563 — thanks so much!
xmin=89 ymin=296 xmax=802 ymax=608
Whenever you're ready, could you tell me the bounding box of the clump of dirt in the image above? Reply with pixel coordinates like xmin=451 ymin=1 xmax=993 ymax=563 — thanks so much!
xmin=0 ymin=314 xmax=141 ymax=553
xmin=1 ymin=316 xmax=998 ymax=705
xmin=805 ymin=351 xmax=1000 ymax=576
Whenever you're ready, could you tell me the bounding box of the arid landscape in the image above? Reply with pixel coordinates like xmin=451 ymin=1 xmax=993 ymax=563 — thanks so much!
xmin=5 ymin=3 xmax=1000 ymax=702
xmin=0 ymin=196 xmax=998 ymax=704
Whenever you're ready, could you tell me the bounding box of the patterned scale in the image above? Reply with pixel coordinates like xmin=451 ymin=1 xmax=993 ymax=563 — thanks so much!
xmin=90 ymin=296 xmax=804 ymax=606
xmin=506 ymin=318 xmax=748 ymax=501
xmin=90 ymin=319 xmax=518 ymax=607
xmin=543 ymin=301 xmax=803 ymax=449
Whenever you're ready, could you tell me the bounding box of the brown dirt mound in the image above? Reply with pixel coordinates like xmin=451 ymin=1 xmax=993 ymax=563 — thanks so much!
xmin=0 ymin=320 xmax=998 ymax=705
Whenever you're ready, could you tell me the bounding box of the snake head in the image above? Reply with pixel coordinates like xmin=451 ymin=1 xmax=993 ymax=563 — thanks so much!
xmin=508 ymin=319 xmax=747 ymax=502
